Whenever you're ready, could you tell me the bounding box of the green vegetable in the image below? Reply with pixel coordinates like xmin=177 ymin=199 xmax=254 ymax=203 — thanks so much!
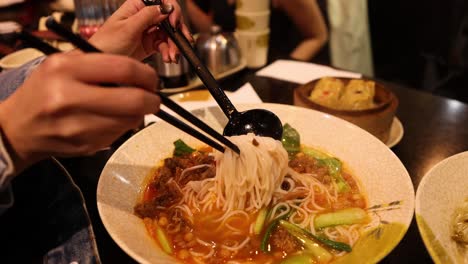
xmin=260 ymin=211 xmax=293 ymax=252
xmin=322 ymin=158 xmax=349 ymax=192
xmin=281 ymin=123 xmax=301 ymax=157
xmin=254 ymin=207 xmax=269 ymax=235
xmin=173 ymin=139 xmax=195 ymax=156
xmin=302 ymin=147 xmax=329 ymax=160
xmin=279 ymin=220 xmax=333 ymax=263
xmin=280 ymin=254 xmax=315 ymax=264
xmin=154 ymin=222 xmax=173 ymax=254
xmin=279 ymin=220 xmax=351 ymax=252
xmin=314 ymin=208 xmax=369 ymax=229
xmin=303 ymin=147 xmax=350 ymax=192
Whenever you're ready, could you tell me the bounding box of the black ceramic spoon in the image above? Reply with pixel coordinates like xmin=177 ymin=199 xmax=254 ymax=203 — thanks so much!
xmin=143 ymin=0 xmax=283 ymax=140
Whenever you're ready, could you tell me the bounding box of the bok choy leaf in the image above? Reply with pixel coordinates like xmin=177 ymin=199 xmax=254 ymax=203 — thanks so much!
xmin=173 ymin=139 xmax=195 ymax=156
xmin=281 ymin=123 xmax=301 ymax=158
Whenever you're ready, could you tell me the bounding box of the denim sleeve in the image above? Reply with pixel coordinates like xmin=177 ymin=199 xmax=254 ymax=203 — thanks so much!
xmin=0 ymin=56 xmax=46 ymax=101
xmin=0 ymin=58 xmax=101 ymax=263
xmin=0 ymin=57 xmax=46 ymax=197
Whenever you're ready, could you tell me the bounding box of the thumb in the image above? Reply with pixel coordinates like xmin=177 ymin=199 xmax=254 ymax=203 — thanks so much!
xmin=127 ymin=6 xmax=169 ymax=32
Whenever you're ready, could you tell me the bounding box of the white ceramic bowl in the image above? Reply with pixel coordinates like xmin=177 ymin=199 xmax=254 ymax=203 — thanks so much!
xmin=97 ymin=103 xmax=415 ymax=264
xmin=0 ymin=48 xmax=44 ymax=70
xmin=416 ymin=151 xmax=468 ymax=264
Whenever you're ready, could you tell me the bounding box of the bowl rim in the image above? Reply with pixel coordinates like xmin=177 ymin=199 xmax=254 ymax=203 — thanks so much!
xmin=415 ymin=151 xmax=468 ymax=264
xmin=0 ymin=48 xmax=44 ymax=69
xmin=295 ymin=77 xmax=399 ymax=116
xmin=97 ymin=103 xmax=414 ymax=264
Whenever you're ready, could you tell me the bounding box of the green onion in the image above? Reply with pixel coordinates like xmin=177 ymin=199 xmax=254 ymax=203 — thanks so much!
xmin=279 ymin=220 xmax=351 ymax=252
xmin=254 ymin=207 xmax=269 ymax=235
xmin=154 ymin=221 xmax=173 ymax=254
xmin=279 ymin=220 xmax=333 ymax=263
xmin=260 ymin=211 xmax=293 ymax=252
xmin=314 ymin=207 xmax=369 ymax=229
xmin=280 ymin=254 xmax=315 ymax=264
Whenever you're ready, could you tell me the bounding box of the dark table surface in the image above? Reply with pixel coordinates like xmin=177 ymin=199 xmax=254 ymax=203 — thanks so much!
xmin=62 ymin=66 xmax=468 ymax=264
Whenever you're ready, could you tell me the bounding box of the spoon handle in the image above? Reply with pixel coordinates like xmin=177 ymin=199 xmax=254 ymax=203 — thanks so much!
xmin=143 ymin=0 xmax=239 ymax=119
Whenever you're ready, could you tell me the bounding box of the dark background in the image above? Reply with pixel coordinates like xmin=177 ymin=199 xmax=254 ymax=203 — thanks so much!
xmin=368 ymin=0 xmax=468 ymax=103
xmin=191 ymin=0 xmax=468 ymax=104
xmin=1 ymin=0 xmax=468 ymax=105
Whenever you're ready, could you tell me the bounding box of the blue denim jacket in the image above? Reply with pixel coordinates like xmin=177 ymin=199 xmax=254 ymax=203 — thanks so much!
xmin=0 ymin=57 xmax=45 ymax=100
xmin=0 ymin=58 xmax=101 ymax=264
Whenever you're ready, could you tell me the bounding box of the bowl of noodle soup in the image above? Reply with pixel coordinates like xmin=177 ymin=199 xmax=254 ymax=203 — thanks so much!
xmin=97 ymin=103 xmax=414 ymax=264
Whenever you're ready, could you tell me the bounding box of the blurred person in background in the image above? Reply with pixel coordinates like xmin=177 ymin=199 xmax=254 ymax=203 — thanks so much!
xmin=0 ymin=0 xmax=191 ymax=263
xmin=327 ymin=0 xmax=374 ymax=76
xmin=186 ymin=0 xmax=328 ymax=62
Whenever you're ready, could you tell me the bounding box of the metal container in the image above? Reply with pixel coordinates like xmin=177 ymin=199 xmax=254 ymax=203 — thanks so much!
xmin=195 ymin=25 xmax=241 ymax=75
xmin=153 ymin=53 xmax=190 ymax=88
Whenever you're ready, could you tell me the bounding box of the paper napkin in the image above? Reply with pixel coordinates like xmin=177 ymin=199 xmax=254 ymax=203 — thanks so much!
xmin=144 ymin=82 xmax=262 ymax=126
xmin=256 ymin=60 xmax=362 ymax=84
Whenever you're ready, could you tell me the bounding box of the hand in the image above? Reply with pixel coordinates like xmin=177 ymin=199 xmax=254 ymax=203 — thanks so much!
xmin=0 ymin=53 xmax=160 ymax=171
xmin=89 ymin=0 xmax=193 ymax=62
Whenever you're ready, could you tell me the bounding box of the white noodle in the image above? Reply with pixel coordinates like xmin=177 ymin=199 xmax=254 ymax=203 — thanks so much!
xmin=335 ymin=225 xmax=353 ymax=244
xmin=174 ymin=204 xmax=193 ymax=219
xmin=221 ymin=237 xmax=250 ymax=251
xmin=308 ymin=214 xmax=317 ymax=235
xmin=290 ymin=203 xmax=310 ymax=228
xmin=213 ymin=134 xmax=289 ymax=213
xmin=179 ymin=164 xmax=214 ymax=183
xmin=324 ymin=227 xmax=340 ymax=240
xmin=249 ymin=222 xmax=255 ymax=235
xmin=161 ymin=134 xmax=372 ymax=261
xmin=195 ymin=238 xmax=213 ymax=247
xmin=268 ymin=202 xmax=291 ymax=222
xmin=189 ymin=248 xmax=215 ymax=259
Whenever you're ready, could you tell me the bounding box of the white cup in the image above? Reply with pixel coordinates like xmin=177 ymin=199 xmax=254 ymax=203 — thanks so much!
xmin=236 ymin=29 xmax=270 ymax=69
xmin=235 ymin=10 xmax=270 ymax=31
xmin=236 ymin=0 xmax=270 ymax=12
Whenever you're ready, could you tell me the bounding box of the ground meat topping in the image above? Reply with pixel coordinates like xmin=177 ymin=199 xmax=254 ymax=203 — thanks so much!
xmin=134 ymin=152 xmax=216 ymax=218
xmin=270 ymin=226 xmax=302 ymax=253
xmin=252 ymin=138 xmax=259 ymax=146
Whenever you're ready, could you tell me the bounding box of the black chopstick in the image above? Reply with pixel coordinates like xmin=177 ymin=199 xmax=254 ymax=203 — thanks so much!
xmin=156 ymin=111 xmax=229 ymax=153
xmin=142 ymin=0 xmax=238 ymax=119
xmin=44 ymin=18 xmax=100 ymax=53
xmin=158 ymin=95 xmax=240 ymax=154
xmin=44 ymin=17 xmax=240 ymax=154
xmin=16 ymin=30 xmax=60 ymax=55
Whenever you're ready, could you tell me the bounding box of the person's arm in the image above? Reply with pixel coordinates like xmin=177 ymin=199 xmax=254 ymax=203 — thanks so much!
xmin=0 ymin=57 xmax=46 ymax=101
xmin=0 ymin=57 xmax=47 ymax=189
xmin=0 ymin=52 xmax=161 ymax=180
xmin=186 ymin=0 xmax=214 ymax=33
xmin=87 ymin=0 xmax=193 ymax=62
xmin=276 ymin=0 xmax=328 ymax=61
xmin=0 ymin=0 xmax=190 ymax=189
